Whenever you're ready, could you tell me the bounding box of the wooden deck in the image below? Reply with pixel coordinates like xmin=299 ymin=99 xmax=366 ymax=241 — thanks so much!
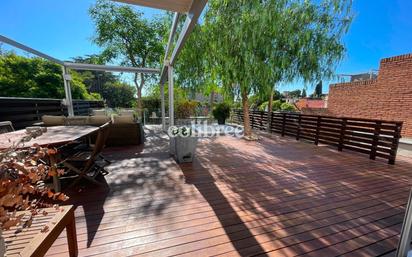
xmin=46 ymin=125 xmax=412 ymax=257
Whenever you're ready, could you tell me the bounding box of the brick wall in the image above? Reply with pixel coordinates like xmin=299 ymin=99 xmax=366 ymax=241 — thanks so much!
xmin=327 ymin=53 xmax=412 ymax=137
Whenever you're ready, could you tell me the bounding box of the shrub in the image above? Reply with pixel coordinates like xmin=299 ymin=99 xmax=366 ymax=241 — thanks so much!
xmin=259 ymin=100 xmax=282 ymax=111
xmin=176 ymin=100 xmax=198 ymax=119
xmin=280 ymin=102 xmax=296 ymax=111
xmin=212 ymin=102 xmax=231 ymax=124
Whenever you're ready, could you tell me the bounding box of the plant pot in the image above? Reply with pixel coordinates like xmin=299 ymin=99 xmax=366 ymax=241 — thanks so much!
xmin=173 ymin=136 xmax=198 ymax=163
xmin=217 ymin=118 xmax=226 ymax=125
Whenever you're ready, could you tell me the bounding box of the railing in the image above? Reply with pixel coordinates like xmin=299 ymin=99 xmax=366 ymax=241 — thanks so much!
xmin=232 ymin=109 xmax=403 ymax=164
xmin=0 ymin=97 xmax=104 ymax=129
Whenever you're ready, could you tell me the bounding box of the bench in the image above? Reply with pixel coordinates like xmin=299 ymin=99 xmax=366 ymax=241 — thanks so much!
xmin=3 ymin=205 xmax=78 ymax=257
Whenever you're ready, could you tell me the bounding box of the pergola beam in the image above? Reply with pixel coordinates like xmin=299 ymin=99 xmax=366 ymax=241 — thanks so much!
xmin=163 ymin=12 xmax=181 ymax=65
xmin=63 ymin=62 xmax=160 ymax=74
xmin=0 ymin=35 xmax=64 ymax=65
xmin=160 ymin=0 xmax=208 ymax=84
xmin=111 ymin=0 xmax=192 ymax=13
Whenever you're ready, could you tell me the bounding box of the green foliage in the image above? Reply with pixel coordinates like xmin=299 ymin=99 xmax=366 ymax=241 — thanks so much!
xmin=0 ymin=53 xmax=99 ymax=100
xmin=288 ymin=90 xmax=302 ymax=98
xmin=142 ymin=96 xmax=161 ymax=111
xmin=89 ymin=0 xmax=164 ymax=110
xmin=312 ymin=81 xmax=323 ymax=98
xmin=178 ymin=0 xmax=352 ymax=134
xmin=176 ymin=100 xmax=198 ymax=119
xmin=72 ymin=54 xmax=118 ymax=93
xmin=302 ymin=88 xmax=307 ymax=98
xmin=280 ymin=102 xmax=296 ymax=111
xmin=148 ymin=83 xmax=189 ymax=111
xmin=100 ymin=81 xmax=136 ymax=107
xmin=249 ymin=90 xmax=281 ymax=110
xmin=260 ymin=100 xmax=282 ymax=111
xmin=212 ymin=102 xmax=231 ymax=121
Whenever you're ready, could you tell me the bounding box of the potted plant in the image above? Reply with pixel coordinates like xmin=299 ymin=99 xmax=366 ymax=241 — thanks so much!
xmin=212 ymin=102 xmax=231 ymax=125
xmin=175 ymin=100 xmax=198 ymax=125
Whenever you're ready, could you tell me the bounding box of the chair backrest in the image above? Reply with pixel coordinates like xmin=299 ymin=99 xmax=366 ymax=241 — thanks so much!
xmin=0 ymin=121 xmax=14 ymax=134
xmin=84 ymin=121 xmax=111 ymax=170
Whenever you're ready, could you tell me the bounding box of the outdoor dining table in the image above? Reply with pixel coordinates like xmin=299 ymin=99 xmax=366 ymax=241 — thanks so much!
xmin=0 ymin=125 xmax=100 ymax=191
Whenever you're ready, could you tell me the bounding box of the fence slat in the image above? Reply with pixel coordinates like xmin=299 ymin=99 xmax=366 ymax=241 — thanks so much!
xmin=0 ymin=97 xmax=104 ymax=129
xmin=232 ymin=109 xmax=402 ymax=164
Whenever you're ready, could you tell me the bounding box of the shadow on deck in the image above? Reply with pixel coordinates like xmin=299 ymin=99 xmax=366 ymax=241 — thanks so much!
xmin=47 ymin=125 xmax=412 ymax=257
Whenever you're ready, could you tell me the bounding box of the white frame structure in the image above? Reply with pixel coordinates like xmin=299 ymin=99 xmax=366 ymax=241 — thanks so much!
xmin=0 ymin=0 xmax=208 ymax=128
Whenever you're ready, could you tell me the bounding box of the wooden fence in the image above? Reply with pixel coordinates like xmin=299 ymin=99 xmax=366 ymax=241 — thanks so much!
xmin=0 ymin=97 xmax=104 ymax=129
xmin=232 ymin=109 xmax=403 ymax=164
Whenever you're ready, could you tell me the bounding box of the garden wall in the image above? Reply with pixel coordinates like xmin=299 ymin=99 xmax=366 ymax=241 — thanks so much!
xmin=327 ymin=53 xmax=412 ymax=137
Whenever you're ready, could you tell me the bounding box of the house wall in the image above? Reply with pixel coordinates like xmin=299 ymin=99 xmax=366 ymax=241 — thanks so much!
xmin=327 ymin=53 xmax=412 ymax=137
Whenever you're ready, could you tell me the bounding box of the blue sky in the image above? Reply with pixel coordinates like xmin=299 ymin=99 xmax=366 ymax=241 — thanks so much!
xmin=1 ymin=0 xmax=412 ymax=95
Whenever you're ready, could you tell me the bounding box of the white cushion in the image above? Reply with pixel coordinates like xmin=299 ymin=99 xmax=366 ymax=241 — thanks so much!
xmin=42 ymin=115 xmax=65 ymax=126
xmin=65 ymin=116 xmax=90 ymax=125
xmin=92 ymin=109 xmax=107 ymax=116
xmin=89 ymin=116 xmax=111 ymax=126
xmin=112 ymin=115 xmax=135 ymax=124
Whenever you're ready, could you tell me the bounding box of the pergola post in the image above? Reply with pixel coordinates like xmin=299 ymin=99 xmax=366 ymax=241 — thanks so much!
xmin=62 ymin=66 xmax=74 ymax=117
xmin=168 ymin=64 xmax=174 ymax=127
xmin=161 ymin=82 xmax=166 ymax=131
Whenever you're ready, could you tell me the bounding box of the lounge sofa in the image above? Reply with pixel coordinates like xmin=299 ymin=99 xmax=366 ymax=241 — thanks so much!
xmin=40 ymin=115 xmax=144 ymax=146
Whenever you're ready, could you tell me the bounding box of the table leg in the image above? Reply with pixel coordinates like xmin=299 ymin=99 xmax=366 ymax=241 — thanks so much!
xmin=66 ymin=209 xmax=78 ymax=257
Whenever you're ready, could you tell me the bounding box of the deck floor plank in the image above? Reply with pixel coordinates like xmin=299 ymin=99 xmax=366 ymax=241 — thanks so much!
xmin=45 ymin=126 xmax=412 ymax=257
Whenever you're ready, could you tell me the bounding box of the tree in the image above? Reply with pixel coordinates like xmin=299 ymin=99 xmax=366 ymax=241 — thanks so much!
xmin=288 ymin=90 xmax=302 ymax=98
xmin=302 ymin=88 xmax=307 ymax=98
xmin=72 ymin=55 xmax=118 ymax=94
xmin=313 ymin=81 xmax=323 ymax=98
xmin=203 ymin=0 xmax=352 ymax=137
xmin=0 ymin=52 xmax=99 ymax=100
xmin=89 ymin=0 xmax=164 ymax=116
xmin=100 ymin=81 xmax=136 ymax=108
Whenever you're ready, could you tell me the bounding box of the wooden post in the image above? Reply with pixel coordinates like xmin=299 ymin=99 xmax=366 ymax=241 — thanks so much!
xmin=315 ymin=116 xmax=321 ymax=145
xmin=268 ymin=111 xmax=273 ymax=133
xmin=66 ymin=208 xmax=78 ymax=257
xmin=338 ymin=118 xmax=347 ymax=151
xmin=251 ymin=111 xmax=255 ymax=129
xmin=370 ymin=121 xmax=382 ymax=160
xmin=35 ymin=102 xmax=40 ymax=121
xmin=389 ymin=122 xmax=402 ymax=165
xmin=296 ymin=114 xmax=302 ymax=140
xmin=267 ymin=110 xmax=272 ymax=132
xmin=281 ymin=113 xmax=286 ymax=137
xmin=260 ymin=111 xmax=264 ymax=130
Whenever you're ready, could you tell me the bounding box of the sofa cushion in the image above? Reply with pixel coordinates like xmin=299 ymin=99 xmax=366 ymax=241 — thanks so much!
xmin=113 ymin=115 xmax=135 ymax=124
xmin=65 ymin=116 xmax=90 ymax=126
xmin=89 ymin=116 xmax=111 ymax=126
xmin=92 ymin=109 xmax=107 ymax=116
xmin=42 ymin=115 xmax=65 ymax=126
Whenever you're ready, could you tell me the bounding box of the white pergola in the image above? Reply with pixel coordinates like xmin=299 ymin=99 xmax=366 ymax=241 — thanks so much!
xmin=0 ymin=0 xmax=208 ymax=131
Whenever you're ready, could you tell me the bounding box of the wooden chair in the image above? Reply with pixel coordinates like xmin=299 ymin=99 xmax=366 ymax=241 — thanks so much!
xmin=0 ymin=121 xmax=14 ymax=134
xmin=61 ymin=122 xmax=111 ymax=187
